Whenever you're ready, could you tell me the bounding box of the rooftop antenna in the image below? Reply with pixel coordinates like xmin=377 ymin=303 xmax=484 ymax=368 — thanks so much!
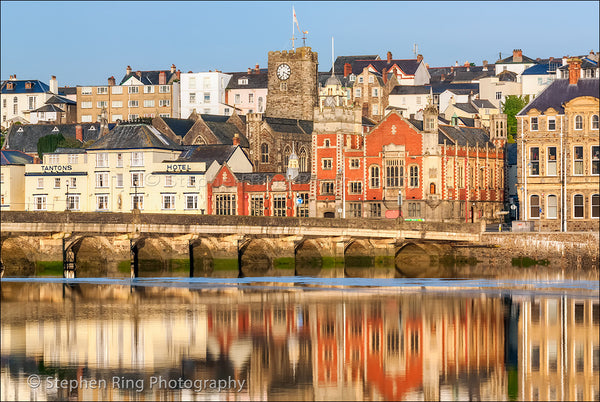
xmin=413 ymin=43 xmax=418 ymax=57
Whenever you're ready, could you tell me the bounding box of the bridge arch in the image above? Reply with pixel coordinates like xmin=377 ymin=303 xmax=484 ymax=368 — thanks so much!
xmin=295 ymin=238 xmax=327 ymax=276
xmin=67 ymin=236 xmax=113 ymax=277
xmin=190 ymin=238 xmax=215 ymax=277
xmin=345 ymin=239 xmax=376 ymax=277
xmin=395 ymin=241 xmax=454 ymax=278
xmin=1 ymin=236 xmax=38 ymax=276
xmin=239 ymin=238 xmax=275 ymax=276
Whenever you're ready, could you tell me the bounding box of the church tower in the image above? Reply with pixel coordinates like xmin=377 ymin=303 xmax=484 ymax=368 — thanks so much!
xmin=266 ymin=46 xmax=318 ymax=121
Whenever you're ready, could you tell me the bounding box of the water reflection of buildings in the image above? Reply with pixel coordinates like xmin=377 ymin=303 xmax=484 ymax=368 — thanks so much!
xmin=1 ymin=283 xmax=598 ymax=401
xmin=519 ymin=297 xmax=599 ymax=401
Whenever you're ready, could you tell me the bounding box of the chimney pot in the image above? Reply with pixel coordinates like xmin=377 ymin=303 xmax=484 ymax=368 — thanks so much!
xmin=255 ymin=64 xmax=259 ymax=73
xmin=417 ymin=54 xmax=423 ymax=63
xmin=387 ymin=51 xmax=392 ymax=63
xmin=126 ymin=66 xmax=132 ymax=74
xmin=171 ymin=64 xmax=176 ymax=73
xmin=248 ymin=68 xmax=251 ymax=74
xmin=108 ymin=76 xmax=116 ymax=86
xmin=513 ymin=49 xmax=523 ymax=62
xmin=136 ymin=71 xmax=141 ymax=77
xmin=232 ymin=133 xmax=240 ymax=146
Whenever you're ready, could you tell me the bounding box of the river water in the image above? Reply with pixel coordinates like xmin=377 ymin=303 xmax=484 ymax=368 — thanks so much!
xmin=1 ymin=277 xmax=598 ymax=401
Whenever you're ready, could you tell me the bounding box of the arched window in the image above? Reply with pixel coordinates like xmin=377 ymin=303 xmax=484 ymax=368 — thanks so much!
xmin=261 ymin=143 xmax=269 ymax=163
xmin=283 ymin=145 xmax=291 ymax=168
xmin=575 ymin=115 xmax=583 ymax=130
xmin=299 ymin=148 xmax=307 ymax=172
xmin=591 ymin=115 xmax=599 ymax=130
xmin=430 ymin=182 xmax=436 ymax=194
xmin=409 ymin=165 xmax=419 ymax=188
xmin=573 ymin=194 xmax=584 ymax=218
xmin=370 ymin=165 xmax=380 ymax=188
xmin=530 ymin=195 xmax=540 ymax=218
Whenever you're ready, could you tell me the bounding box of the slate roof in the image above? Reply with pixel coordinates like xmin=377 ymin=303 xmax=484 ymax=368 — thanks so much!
xmin=177 ymin=144 xmax=239 ymax=164
xmin=438 ymin=125 xmax=494 ymax=147
xmin=471 ymin=99 xmax=496 ymax=109
xmin=226 ymin=71 xmax=268 ymax=89
xmin=87 ymin=124 xmax=183 ymax=150
xmin=389 ymin=85 xmax=431 ymax=95
xmin=1 ymin=79 xmax=50 ymax=94
xmin=318 ymin=72 xmax=352 ymax=87
xmin=52 ymin=147 xmax=87 ymax=154
xmin=235 ymin=171 xmax=312 ymax=185
xmin=161 ymin=117 xmax=196 ymax=137
xmin=362 ymin=116 xmax=377 ymax=127
xmin=407 ymin=119 xmax=424 ymax=131
xmin=265 ymin=117 xmax=313 ymax=135
xmin=497 ymin=53 xmax=537 ymax=64
xmin=452 ymin=70 xmax=495 ymax=82
xmin=33 ymin=104 xmax=64 ymax=113
xmin=428 ymin=65 xmax=495 ymax=84
xmin=58 ymin=86 xmax=77 ymax=96
xmin=522 ymin=62 xmax=561 ymax=75
xmin=46 ymin=94 xmax=76 ymax=105
xmin=200 ymin=115 xmax=250 ymax=147
xmin=556 ymin=58 xmax=598 ymax=71
xmin=1 ymin=149 xmax=35 ymax=165
xmin=453 ymin=103 xmax=479 ymax=114
xmin=119 ymin=69 xmax=178 ymax=86
xmin=457 ymin=117 xmax=475 ymax=127
xmin=518 ymin=78 xmax=600 ymax=115
xmin=351 ymin=59 xmax=421 ymax=76
xmin=330 ymin=55 xmax=380 ymax=75
xmin=3 ymin=123 xmax=110 ymax=154
xmin=431 ymin=82 xmax=479 ymax=95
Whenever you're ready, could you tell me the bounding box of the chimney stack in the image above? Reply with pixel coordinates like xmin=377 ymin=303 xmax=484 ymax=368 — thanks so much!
xmin=382 ymin=68 xmax=387 ymax=84
xmin=126 ymin=65 xmax=132 ymax=75
xmin=513 ymin=49 xmax=523 ymax=63
xmin=171 ymin=64 xmax=176 ymax=73
xmin=567 ymin=57 xmax=582 ymax=85
xmin=50 ymin=75 xmax=58 ymax=94
xmin=108 ymin=76 xmax=116 ymax=86
xmin=232 ymin=133 xmax=240 ymax=146
xmin=344 ymin=63 xmax=352 ymax=77
xmin=416 ymin=54 xmax=423 ymax=63
xmin=136 ymin=71 xmax=141 ymax=78
xmin=247 ymin=68 xmax=251 ymax=74
xmin=482 ymin=60 xmax=488 ymax=71
xmin=255 ymin=64 xmax=259 ymax=73
xmin=176 ymin=70 xmax=181 ymax=80
xmin=159 ymin=71 xmax=166 ymax=85
xmin=76 ymin=125 xmax=83 ymax=142
xmin=387 ymin=51 xmax=392 ymax=63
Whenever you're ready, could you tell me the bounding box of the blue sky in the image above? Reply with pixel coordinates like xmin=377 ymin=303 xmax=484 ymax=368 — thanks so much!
xmin=2 ymin=1 xmax=599 ymax=86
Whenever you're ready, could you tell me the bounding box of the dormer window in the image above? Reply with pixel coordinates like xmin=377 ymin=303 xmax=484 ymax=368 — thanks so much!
xmin=25 ymin=82 xmax=32 ymax=89
xmin=349 ymin=74 xmax=356 ymax=82
xmin=6 ymin=82 xmax=14 ymax=90
xmin=238 ymin=78 xmax=248 ymax=85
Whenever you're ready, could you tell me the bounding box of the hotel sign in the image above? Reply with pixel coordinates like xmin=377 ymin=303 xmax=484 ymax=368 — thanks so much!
xmin=166 ymin=164 xmax=191 ymax=172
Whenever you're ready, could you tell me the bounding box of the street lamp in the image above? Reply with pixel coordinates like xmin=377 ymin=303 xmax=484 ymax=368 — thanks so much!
xmin=133 ymin=175 xmax=139 ymax=211
xmin=398 ymin=190 xmax=403 ymax=218
xmin=65 ymin=182 xmax=70 ymax=211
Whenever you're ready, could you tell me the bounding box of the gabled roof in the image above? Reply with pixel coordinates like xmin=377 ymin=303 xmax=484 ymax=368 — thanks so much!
xmin=471 ymin=99 xmax=496 ymax=109
xmin=351 ymin=59 xmax=421 ymax=76
xmin=3 ymin=123 xmax=109 ymax=154
xmin=226 ymin=71 xmax=268 ymax=89
xmin=1 ymin=149 xmax=35 ymax=165
xmin=330 ymin=55 xmax=380 ymax=75
xmin=32 ymin=104 xmax=64 ymax=113
xmin=1 ymin=79 xmax=50 ymax=94
xmin=518 ymin=78 xmax=600 ymax=115
xmin=201 ymin=114 xmax=250 ymax=147
xmin=119 ymin=69 xmax=178 ymax=86
xmin=453 ymin=103 xmax=479 ymax=114
xmin=389 ymin=85 xmax=431 ymax=95
xmin=497 ymin=53 xmax=537 ymax=64
xmin=438 ymin=125 xmax=494 ymax=147
xmin=87 ymin=124 xmax=182 ymax=150
xmin=45 ymin=94 xmax=76 ymax=105
xmin=177 ymin=144 xmax=240 ymax=164
xmin=161 ymin=117 xmax=196 ymax=137
xmin=557 ymin=58 xmax=598 ymax=71
xmin=264 ymin=117 xmax=313 ymax=135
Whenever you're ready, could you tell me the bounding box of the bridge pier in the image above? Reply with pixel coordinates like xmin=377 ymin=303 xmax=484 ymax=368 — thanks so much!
xmin=62 ymin=237 xmax=77 ymax=279
xmin=130 ymin=238 xmax=139 ymax=279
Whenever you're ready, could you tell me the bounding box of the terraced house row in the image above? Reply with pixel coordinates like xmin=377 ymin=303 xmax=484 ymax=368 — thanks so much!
xmin=1 ymin=47 xmax=598 ymax=230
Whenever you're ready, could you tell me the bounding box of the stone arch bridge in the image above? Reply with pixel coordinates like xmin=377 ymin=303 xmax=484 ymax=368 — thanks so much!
xmin=1 ymin=211 xmax=482 ymax=278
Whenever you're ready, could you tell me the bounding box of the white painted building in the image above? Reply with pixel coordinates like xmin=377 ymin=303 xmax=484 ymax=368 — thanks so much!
xmin=1 ymin=76 xmax=58 ymax=129
xmin=180 ymin=72 xmax=232 ymax=118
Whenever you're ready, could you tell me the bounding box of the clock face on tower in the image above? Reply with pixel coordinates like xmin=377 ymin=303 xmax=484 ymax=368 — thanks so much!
xmin=276 ymin=63 xmax=291 ymax=80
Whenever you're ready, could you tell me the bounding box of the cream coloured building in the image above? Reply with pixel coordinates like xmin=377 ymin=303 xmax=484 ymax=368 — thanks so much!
xmin=23 ymin=124 xmax=209 ymax=213
xmin=0 ymin=150 xmax=35 ymax=210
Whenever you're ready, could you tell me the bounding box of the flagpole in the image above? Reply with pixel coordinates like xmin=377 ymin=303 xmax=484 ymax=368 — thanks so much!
xmin=292 ymin=6 xmax=295 ymax=50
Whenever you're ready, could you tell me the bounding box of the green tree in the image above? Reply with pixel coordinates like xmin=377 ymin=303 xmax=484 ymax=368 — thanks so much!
xmin=37 ymin=133 xmax=83 ymax=159
xmin=502 ymin=95 xmax=530 ymax=143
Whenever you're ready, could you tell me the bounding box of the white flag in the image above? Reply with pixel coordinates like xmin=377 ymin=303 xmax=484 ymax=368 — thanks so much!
xmin=293 ymin=7 xmax=301 ymax=33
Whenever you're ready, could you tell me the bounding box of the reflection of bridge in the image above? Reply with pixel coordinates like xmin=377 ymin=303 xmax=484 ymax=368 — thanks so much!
xmin=1 ymin=211 xmax=482 ymax=278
